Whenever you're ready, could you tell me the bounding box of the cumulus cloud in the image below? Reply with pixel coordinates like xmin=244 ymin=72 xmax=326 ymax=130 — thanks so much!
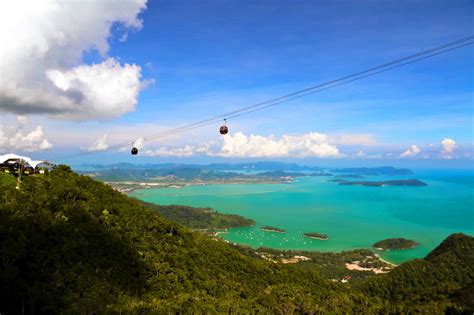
xmin=0 ymin=0 xmax=147 ymax=120
xmin=83 ymin=134 xmax=109 ymax=152
xmin=215 ymin=132 xmax=340 ymax=158
xmin=138 ymin=132 xmax=340 ymax=158
xmin=441 ymin=138 xmax=457 ymax=159
xmin=144 ymin=145 xmax=202 ymax=158
xmin=352 ymin=150 xmax=382 ymax=159
xmin=0 ymin=116 xmax=53 ymax=153
xmin=16 ymin=115 xmax=29 ymax=125
xmin=330 ymin=134 xmax=377 ymax=146
xmin=400 ymin=144 xmax=421 ymax=158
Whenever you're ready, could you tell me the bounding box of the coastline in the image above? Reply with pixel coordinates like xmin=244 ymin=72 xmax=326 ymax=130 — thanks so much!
xmin=376 ymin=255 xmax=398 ymax=267
xmin=373 ymin=245 xmax=419 ymax=251
xmin=304 ymin=234 xmax=329 ymax=241
xmin=260 ymin=228 xmax=286 ymax=234
xmin=124 ymin=169 xmax=474 ymax=265
xmin=304 ymin=236 xmax=328 ymax=241
xmin=108 ymin=178 xmax=292 ymax=194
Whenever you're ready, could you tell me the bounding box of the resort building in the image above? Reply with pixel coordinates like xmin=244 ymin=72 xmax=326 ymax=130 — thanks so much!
xmin=0 ymin=154 xmax=52 ymax=175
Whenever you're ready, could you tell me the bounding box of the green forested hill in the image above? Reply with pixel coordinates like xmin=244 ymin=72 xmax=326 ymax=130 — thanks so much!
xmin=142 ymin=202 xmax=255 ymax=229
xmin=359 ymin=233 xmax=474 ymax=312
xmin=0 ymin=168 xmax=472 ymax=313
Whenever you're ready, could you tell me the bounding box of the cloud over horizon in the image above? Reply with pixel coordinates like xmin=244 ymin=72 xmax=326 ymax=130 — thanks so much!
xmin=400 ymin=144 xmax=421 ymax=158
xmin=216 ymin=132 xmax=340 ymax=158
xmin=0 ymin=0 xmax=147 ymax=120
xmin=441 ymin=138 xmax=457 ymax=159
xmin=140 ymin=132 xmax=340 ymax=158
xmin=0 ymin=116 xmax=53 ymax=153
xmin=83 ymin=134 xmax=109 ymax=152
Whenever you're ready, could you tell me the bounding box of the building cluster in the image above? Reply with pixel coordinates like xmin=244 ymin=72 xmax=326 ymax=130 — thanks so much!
xmin=0 ymin=154 xmax=55 ymax=175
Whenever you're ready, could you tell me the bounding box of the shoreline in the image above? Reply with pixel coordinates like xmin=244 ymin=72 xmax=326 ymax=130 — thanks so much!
xmin=304 ymin=236 xmax=328 ymax=240
xmin=373 ymin=245 xmax=418 ymax=251
xmin=260 ymin=228 xmax=286 ymax=234
xmin=107 ymin=179 xmax=292 ymax=194
xmin=376 ymin=255 xmax=398 ymax=267
xmin=304 ymin=234 xmax=329 ymax=241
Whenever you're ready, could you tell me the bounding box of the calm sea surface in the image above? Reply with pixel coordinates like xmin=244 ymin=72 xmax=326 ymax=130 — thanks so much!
xmin=131 ymin=169 xmax=474 ymax=264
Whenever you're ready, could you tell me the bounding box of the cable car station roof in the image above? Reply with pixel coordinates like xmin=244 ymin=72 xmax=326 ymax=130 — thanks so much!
xmin=0 ymin=154 xmax=45 ymax=168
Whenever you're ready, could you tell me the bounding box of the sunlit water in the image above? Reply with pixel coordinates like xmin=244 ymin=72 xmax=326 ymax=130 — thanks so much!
xmin=131 ymin=169 xmax=474 ymax=264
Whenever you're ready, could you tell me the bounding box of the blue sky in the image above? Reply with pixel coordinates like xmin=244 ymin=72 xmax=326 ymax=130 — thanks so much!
xmin=0 ymin=0 xmax=472 ymax=166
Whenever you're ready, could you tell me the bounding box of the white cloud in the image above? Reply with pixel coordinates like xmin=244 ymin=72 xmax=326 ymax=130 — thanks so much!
xmin=214 ymin=132 xmax=340 ymax=158
xmin=137 ymin=132 xmax=340 ymax=158
xmin=0 ymin=0 xmax=148 ymax=120
xmin=144 ymin=145 xmax=200 ymax=157
xmin=330 ymin=134 xmax=377 ymax=146
xmin=16 ymin=115 xmax=29 ymax=125
xmin=441 ymin=138 xmax=457 ymax=159
xmin=400 ymin=144 xmax=421 ymax=158
xmin=46 ymin=59 xmax=143 ymax=119
xmin=0 ymin=116 xmax=53 ymax=153
xmin=84 ymin=134 xmax=109 ymax=152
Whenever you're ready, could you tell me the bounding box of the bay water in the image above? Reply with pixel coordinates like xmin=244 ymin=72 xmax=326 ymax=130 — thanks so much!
xmin=131 ymin=169 xmax=473 ymax=264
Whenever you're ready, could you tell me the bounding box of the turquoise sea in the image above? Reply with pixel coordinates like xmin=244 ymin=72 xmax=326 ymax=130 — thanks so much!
xmin=131 ymin=169 xmax=474 ymax=264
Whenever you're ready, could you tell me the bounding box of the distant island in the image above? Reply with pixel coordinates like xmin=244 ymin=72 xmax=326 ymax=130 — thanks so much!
xmin=339 ymin=179 xmax=427 ymax=187
xmin=331 ymin=166 xmax=413 ymax=176
xmin=77 ymin=163 xmax=418 ymax=193
xmin=334 ymin=174 xmax=364 ymax=179
xmin=257 ymin=171 xmax=332 ymax=178
xmin=328 ymin=179 xmax=348 ymax=183
xmin=373 ymin=238 xmax=419 ymax=251
xmin=304 ymin=232 xmax=329 ymax=240
xmin=260 ymin=226 xmax=286 ymax=233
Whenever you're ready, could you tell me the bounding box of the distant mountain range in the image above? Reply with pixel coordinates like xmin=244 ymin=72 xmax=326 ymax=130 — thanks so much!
xmin=78 ymin=163 xmax=414 ymax=182
xmin=81 ymin=161 xmax=322 ymax=171
xmin=330 ymin=166 xmax=413 ymax=175
xmin=80 ymin=162 xmax=412 ymax=175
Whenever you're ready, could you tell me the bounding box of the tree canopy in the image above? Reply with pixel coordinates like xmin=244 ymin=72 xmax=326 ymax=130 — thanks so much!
xmin=0 ymin=170 xmax=472 ymax=313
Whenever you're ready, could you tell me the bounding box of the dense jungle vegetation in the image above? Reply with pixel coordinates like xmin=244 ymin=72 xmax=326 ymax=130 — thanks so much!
xmin=373 ymin=237 xmax=419 ymax=250
xmin=0 ymin=167 xmax=472 ymax=313
xmin=142 ymin=202 xmax=255 ymax=229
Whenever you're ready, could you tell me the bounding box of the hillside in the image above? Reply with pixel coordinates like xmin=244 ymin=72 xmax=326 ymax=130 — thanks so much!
xmin=142 ymin=202 xmax=255 ymax=229
xmin=372 ymin=238 xmax=419 ymax=250
xmin=359 ymin=233 xmax=474 ymax=312
xmin=0 ymin=168 xmax=472 ymax=313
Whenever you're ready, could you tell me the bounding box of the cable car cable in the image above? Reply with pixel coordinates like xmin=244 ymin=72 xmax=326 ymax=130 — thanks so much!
xmin=51 ymin=36 xmax=474 ymax=161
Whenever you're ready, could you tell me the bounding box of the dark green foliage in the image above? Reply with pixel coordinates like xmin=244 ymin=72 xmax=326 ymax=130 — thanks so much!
xmin=0 ymin=167 xmax=367 ymax=313
xmin=304 ymin=232 xmax=329 ymax=240
xmin=373 ymin=237 xmax=419 ymax=250
xmin=260 ymin=226 xmax=286 ymax=233
xmin=251 ymin=247 xmax=388 ymax=281
xmin=358 ymin=233 xmax=474 ymax=312
xmin=0 ymin=168 xmax=472 ymax=313
xmin=142 ymin=202 xmax=255 ymax=229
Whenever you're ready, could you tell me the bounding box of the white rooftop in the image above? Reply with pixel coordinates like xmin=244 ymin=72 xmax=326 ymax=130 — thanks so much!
xmin=0 ymin=153 xmax=45 ymax=168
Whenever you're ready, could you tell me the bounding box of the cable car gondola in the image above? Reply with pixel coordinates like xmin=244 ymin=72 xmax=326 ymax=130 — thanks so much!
xmin=219 ymin=119 xmax=228 ymax=135
xmin=131 ymin=147 xmax=138 ymax=155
